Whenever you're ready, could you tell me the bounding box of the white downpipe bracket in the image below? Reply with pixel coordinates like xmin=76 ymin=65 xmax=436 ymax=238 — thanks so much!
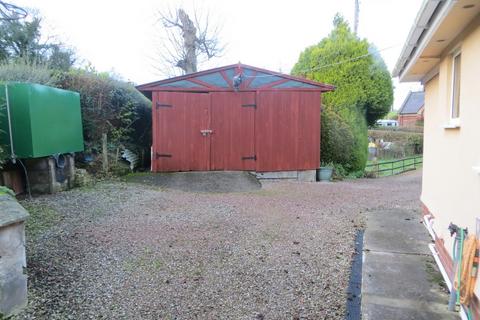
xmin=423 ymin=214 xmax=436 ymax=240
xmin=4 ymin=84 xmax=16 ymax=163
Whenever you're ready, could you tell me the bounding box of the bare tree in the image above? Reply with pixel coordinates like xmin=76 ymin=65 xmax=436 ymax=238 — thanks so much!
xmin=0 ymin=1 xmax=27 ymax=20
xmin=156 ymin=7 xmax=224 ymax=75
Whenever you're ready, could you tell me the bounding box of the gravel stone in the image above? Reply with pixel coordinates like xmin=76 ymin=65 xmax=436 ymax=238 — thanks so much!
xmin=15 ymin=171 xmax=421 ymax=319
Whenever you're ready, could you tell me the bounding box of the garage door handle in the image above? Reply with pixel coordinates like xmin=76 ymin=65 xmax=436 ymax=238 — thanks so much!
xmin=200 ymin=129 xmax=213 ymax=136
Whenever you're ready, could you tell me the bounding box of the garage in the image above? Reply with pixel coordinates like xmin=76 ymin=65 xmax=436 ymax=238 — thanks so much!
xmin=137 ymin=64 xmax=334 ymax=178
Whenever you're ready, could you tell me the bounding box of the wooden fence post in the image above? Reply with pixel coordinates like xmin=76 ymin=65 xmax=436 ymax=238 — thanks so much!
xmin=102 ymin=133 xmax=108 ymax=173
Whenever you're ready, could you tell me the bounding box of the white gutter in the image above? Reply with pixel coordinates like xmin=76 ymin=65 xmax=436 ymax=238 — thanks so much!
xmin=393 ymin=0 xmax=455 ymax=80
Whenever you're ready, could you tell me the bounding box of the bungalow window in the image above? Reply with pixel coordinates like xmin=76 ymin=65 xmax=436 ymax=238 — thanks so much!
xmin=451 ymin=52 xmax=461 ymax=119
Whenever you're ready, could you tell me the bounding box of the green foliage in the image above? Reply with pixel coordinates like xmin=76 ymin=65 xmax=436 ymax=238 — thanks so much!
xmin=0 ymin=61 xmax=58 ymax=85
xmin=364 ymin=48 xmax=394 ymax=125
xmin=331 ymin=163 xmax=347 ymax=180
xmin=320 ymin=161 xmax=335 ymax=168
xmin=0 ymin=63 xmax=152 ymax=170
xmin=368 ymin=129 xmax=422 ymax=144
xmin=0 ymin=12 xmax=75 ymax=70
xmin=0 ymin=185 xmax=14 ymax=196
xmin=385 ymin=111 xmax=398 ymax=120
xmin=368 ymin=129 xmax=423 ymax=157
xmin=292 ymin=14 xmax=393 ymax=172
xmin=0 ymin=145 xmax=5 ymax=169
xmin=406 ymin=134 xmax=423 ymax=154
xmin=54 ymin=69 xmax=152 ymax=169
xmin=320 ymin=107 xmax=368 ymax=172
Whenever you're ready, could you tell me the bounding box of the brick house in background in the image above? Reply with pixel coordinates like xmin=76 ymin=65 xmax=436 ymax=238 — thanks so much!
xmin=398 ymin=91 xmax=424 ymax=127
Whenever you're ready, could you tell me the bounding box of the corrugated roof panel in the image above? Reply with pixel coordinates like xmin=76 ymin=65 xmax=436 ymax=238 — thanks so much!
xmin=224 ymin=67 xmax=255 ymax=80
xmin=249 ymin=72 xmax=283 ymax=88
xmin=136 ymin=64 xmax=333 ymax=93
xmin=194 ymin=72 xmax=229 ymax=88
xmin=158 ymin=80 xmax=204 ymax=88
xmin=272 ymin=80 xmax=318 ymax=89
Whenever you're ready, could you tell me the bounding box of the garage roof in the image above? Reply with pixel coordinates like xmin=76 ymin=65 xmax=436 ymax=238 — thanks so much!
xmin=137 ymin=63 xmax=335 ymax=95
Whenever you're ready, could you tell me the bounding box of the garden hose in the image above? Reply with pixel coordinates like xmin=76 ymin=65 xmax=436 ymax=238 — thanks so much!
xmin=457 ymin=229 xmax=464 ymax=306
xmin=449 ymin=225 xmax=463 ymax=312
xmin=454 ymin=233 xmax=480 ymax=307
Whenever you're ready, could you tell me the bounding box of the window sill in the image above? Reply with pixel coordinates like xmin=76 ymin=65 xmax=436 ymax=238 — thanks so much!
xmin=443 ymin=120 xmax=460 ymax=129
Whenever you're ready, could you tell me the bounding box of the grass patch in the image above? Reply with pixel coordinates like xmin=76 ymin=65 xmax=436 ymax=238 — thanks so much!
xmin=22 ymin=204 xmax=62 ymax=239
xmin=123 ymin=171 xmax=154 ymax=182
xmin=0 ymin=186 xmax=15 ymax=196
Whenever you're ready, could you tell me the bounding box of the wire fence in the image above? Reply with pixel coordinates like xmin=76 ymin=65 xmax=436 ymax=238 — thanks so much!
xmin=365 ymin=156 xmax=423 ymax=177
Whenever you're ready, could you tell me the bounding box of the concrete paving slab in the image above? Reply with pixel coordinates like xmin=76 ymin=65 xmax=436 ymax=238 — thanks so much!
xmin=125 ymin=171 xmax=262 ymax=193
xmin=364 ymin=208 xmax=431 ymax=255
xmin=362 ymin=208 xmax=458 ymax=320
xmin=363 ymin=252 xmax=450 ymax=304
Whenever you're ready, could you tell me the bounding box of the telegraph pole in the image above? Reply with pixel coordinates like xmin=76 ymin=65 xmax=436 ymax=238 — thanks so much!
xmin=354 ymin=0 xmax=360 ymax=35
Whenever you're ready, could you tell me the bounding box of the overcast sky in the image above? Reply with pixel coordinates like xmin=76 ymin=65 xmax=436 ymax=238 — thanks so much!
xmin=14 ymin=0 xmax=423 ymax=110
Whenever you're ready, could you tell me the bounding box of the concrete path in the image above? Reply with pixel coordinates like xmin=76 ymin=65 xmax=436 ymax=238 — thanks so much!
xmin=125 ymin=171 xmax=262 ymax=193
xmin=361 ymin=208 xmax=458 ymax=320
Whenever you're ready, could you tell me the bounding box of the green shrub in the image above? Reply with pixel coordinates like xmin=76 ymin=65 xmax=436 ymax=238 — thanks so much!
xmin=0 ymin=62 xmax=59 ymax=85
xmin=348 ymin=169 xmax=366 ymax=179
xmin=406 ymin=134 xmax=423 ymax=154
xmin=0 ymin=145 xmax=5 ymax=169
xmin=386 ymin=111 xmax=398 ymax=120
xmin=292 ymin=15 xmax=391 ymax=173
xmin=368 ymin=129 xmax=423 ymax=143
xmin=56 ymin=69 xmax=151 ymax=156
xmin=332 ymin=163 xmax=347 ymax=180
xmin=321 ymin=107 xmax=367 ymax=172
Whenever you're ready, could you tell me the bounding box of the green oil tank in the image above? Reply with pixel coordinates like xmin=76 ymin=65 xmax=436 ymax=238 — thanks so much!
xmin=0 ymin=82 xmax=84 ymax=158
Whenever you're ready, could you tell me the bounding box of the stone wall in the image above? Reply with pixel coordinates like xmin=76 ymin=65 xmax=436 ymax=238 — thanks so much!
xmin=25 ymin=154 xmax=75 ymax=194
xmin=255 ymin=170 xmax=317 ymax=182
xmin=0 ymin=194 xmax=28 ymax=316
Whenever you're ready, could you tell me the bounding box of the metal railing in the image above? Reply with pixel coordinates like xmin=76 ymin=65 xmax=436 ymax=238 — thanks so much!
xmin=365 ymin=156 xmax=423 ymax=177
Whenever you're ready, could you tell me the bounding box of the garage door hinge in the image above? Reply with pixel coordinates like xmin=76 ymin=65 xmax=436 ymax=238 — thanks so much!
xmin=242 ymin=104 xmax=256 ymax=109
xmin=241 ymin=155 xmax=256 ymax=161
xmin=156 ymin=153 xmax=172 ymax=158
xmin=156 ymin=102 xmax=172 ymax=108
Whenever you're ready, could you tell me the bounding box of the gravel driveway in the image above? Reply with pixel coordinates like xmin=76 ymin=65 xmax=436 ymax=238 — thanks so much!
xmin=16 ymin=171 xmax=421 ymax=319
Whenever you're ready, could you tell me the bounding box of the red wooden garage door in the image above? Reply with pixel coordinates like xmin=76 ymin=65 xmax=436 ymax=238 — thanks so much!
xmin=255 ymin=91 xmax=321 ymax=172
xmin=153 ymin=92 xmax=211 ymax=172
xmin=210 ymin=92 xmax=256 ymax=171
xmin=152 ymin=91 xmax=255 ymax=172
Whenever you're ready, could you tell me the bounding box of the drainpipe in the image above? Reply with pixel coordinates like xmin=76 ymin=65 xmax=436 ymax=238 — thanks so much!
xmin=4 ymin=84 xmax=16 ymax=164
